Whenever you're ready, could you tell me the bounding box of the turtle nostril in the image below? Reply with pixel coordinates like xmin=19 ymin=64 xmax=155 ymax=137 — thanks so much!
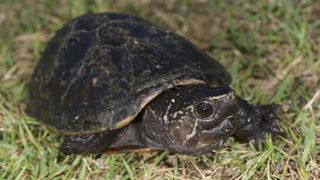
xmin=223 ymin=91 xmax=237 ymax=104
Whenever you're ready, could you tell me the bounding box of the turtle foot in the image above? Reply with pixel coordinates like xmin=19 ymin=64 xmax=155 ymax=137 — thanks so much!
xmin=233 ymin=98 xmax=282 ymax=145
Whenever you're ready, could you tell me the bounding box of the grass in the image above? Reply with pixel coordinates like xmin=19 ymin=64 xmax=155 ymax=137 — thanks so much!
xmin=0 ymin=0 xmax=319 ymax=179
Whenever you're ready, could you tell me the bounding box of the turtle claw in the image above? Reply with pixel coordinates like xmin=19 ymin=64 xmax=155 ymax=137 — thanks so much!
xmin=233 ymin=99 xmax=281 ymax=145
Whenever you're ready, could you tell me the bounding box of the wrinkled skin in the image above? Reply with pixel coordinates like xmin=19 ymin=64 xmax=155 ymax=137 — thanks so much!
xmin=60 ymin=84 xmax=280 ymax=155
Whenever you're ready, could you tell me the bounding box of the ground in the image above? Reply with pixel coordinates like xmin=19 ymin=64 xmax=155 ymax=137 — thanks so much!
xmin=0 ymin=0 xmax=319 ymax=179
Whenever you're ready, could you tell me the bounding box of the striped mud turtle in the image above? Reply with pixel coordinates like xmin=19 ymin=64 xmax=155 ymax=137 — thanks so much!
xmin=28 ymin=13 xmax=280 ymax=155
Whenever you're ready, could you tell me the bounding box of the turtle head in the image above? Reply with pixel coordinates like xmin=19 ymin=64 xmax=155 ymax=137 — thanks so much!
xmin=153 ymin=84 xmax=239 ymax=154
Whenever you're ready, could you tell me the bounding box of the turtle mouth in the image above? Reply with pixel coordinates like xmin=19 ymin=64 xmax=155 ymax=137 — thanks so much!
xmin=200 ymin=115 xmax=234 ymax=131
xmin=167 ymin=115 xmax=236 ymax=154
xmin=217 ymin=116 xmax=235 ymax=134
xmin=199 ymin=116 xmax=235 ymax=140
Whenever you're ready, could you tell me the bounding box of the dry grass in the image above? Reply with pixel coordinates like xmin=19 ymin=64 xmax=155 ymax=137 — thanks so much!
xmin=0 ymin=0 xmax=319 ymax=179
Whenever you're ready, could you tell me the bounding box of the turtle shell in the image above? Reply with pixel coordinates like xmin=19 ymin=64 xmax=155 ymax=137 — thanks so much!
xmin=28 ymin=13 xmax=231 ymax=134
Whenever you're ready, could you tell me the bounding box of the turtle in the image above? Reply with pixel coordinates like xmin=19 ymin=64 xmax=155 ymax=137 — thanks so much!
xmin=27 ymin=13 xmax=281 ymax=155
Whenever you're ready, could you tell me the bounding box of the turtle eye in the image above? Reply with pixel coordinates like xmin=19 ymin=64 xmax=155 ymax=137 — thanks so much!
xmin=195 ymin=101 xmax=214 ymax=118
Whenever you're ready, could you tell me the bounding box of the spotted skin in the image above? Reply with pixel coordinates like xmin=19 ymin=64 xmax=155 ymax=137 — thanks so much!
xmin=139 ymin=84 xmax=238 ymax=154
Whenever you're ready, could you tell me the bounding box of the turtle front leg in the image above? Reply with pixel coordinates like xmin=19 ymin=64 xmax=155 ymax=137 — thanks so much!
xmin=233 ymin=98 xmax=281 ymax=145
xmin=59 ymin=121 xmax=149 ymax=155
xmin=59 ymin=128 xmax=124 ymax=155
